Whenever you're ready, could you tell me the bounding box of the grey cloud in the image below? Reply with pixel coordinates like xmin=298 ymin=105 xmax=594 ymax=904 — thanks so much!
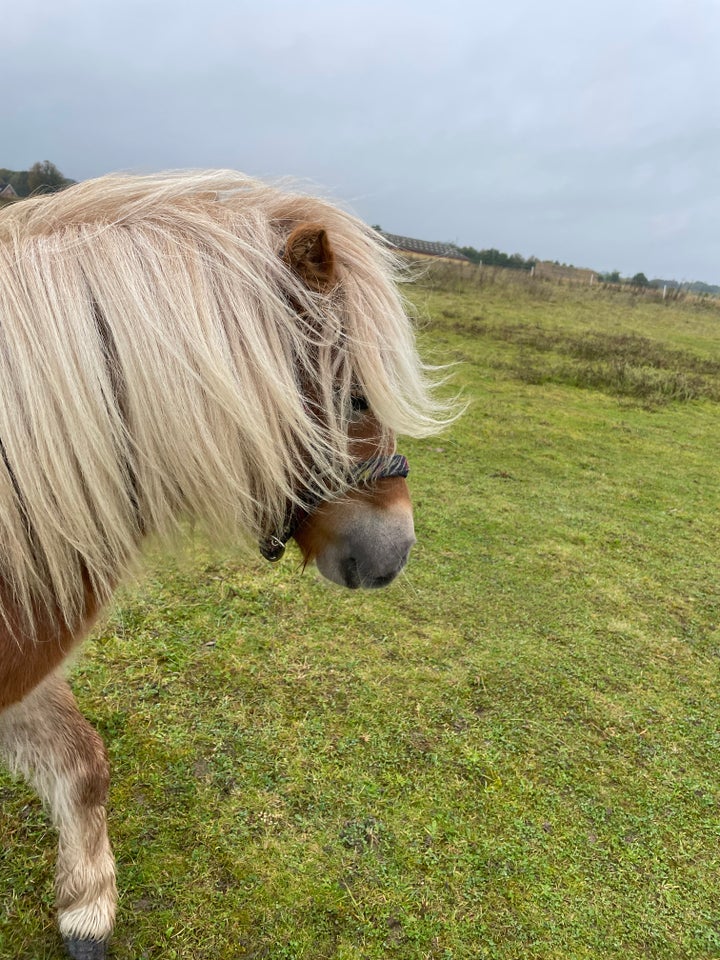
xmin=3 ymin=0 xmax=719 ymax=281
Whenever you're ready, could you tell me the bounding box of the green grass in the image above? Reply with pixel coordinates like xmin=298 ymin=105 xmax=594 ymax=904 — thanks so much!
xmin=2 ymin=274 xmax=720 ymax=958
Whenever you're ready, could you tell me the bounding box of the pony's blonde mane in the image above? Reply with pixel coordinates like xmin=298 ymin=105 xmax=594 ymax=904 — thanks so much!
xmin=0 ymin=170 xmax=449 ymax=633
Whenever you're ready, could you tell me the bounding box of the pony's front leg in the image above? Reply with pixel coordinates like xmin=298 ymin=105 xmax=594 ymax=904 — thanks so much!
xmin=0 ymin=672 xmax=116 ymax=959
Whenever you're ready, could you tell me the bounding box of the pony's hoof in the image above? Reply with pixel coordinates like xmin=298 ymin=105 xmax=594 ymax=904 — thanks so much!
xmin=63 ymin=937 xmax=109 ymax=960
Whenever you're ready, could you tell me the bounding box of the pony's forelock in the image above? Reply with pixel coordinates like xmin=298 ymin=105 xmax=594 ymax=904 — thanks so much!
xmin=0 ymin=170 xmax=451 ymax=634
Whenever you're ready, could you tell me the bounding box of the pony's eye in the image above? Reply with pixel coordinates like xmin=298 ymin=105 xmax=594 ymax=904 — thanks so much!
xmin=350 ymin=395 xmax=369 ymax=413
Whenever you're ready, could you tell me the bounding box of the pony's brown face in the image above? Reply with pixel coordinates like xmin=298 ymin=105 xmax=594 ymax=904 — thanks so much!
xmin=282 ymin=223 xmax=416 ymax=589
xmin=293 ymin=410 xmax=416 ymax=589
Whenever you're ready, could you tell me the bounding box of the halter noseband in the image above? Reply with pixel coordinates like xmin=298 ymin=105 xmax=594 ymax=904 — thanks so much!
xmin=259 ymin=453 xmax=410 ymax=562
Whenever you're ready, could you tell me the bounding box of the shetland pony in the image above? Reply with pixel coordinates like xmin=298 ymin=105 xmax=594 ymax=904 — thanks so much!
xmin=0 ymin=171 xmax=448 ymax=958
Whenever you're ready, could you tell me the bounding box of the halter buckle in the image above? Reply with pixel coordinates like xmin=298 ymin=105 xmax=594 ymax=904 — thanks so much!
xmin=259 ymin=536 xmax=286 ymax=562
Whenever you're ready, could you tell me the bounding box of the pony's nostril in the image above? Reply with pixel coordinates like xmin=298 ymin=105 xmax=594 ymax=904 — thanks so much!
xmin=341 ymin=557 xmax=361 ymax=589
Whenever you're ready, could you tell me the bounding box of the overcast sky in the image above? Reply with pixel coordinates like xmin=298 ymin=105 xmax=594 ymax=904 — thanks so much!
xmin=5 ymin=0 xmax=720 ymax=282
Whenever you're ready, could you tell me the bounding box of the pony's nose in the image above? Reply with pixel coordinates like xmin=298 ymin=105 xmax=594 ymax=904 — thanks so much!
xmin=311 ymin=501 xmax=416 ymax=591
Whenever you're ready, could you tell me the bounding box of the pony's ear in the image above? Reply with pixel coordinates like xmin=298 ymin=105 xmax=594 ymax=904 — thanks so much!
xmin=283 ymin=222 xmax=336 ymax=292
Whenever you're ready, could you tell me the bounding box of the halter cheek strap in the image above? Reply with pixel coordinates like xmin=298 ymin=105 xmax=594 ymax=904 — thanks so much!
xmin=259 ymin=453 xmax=410 ymax=562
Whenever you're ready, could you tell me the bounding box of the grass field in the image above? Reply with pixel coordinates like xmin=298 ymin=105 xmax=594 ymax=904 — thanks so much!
xmin=2 ymin=271 xmax=719 ymax=959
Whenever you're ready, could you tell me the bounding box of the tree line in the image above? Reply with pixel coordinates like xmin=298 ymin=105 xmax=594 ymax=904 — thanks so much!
xmin=0 ymin=161 xmax=74 ymax=197
xmin=458 ymin=245 xmax=717 ymax=295
xmin=458 ymin=245 xmax=537 ymax=272
xmin=597 ymin=270 xmax=720 ymax=295
xmin=458 ymin=246 xmax=645 ymax=286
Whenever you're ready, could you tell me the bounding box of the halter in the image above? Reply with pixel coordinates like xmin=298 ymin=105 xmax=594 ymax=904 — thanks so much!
xmin=259 ymin=453 xmax=410 ymax=562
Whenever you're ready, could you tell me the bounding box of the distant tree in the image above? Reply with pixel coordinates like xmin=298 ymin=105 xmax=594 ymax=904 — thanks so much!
xmin=631 ymin=272 xmax=649 ymax=287
xmin=27 ymin=160 xmax=66 ymax=194
xmin=458 ymin=245 xmax=482 ymax=265
xmin=0 ymin=169 xmax=30 ymax=196
xmin=370 ymin=224 xmax=382 ymax=232
xmin=10 ymin=170 xmax=30 ymax=196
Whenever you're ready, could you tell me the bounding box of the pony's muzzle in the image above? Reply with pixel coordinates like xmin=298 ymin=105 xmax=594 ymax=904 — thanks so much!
xmin=314 ymin=508 xmax=416 ymax=590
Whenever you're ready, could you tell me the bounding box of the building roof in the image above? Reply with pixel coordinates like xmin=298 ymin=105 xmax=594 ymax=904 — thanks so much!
xmin=380 ymin=232 xmax=470 ymax=262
